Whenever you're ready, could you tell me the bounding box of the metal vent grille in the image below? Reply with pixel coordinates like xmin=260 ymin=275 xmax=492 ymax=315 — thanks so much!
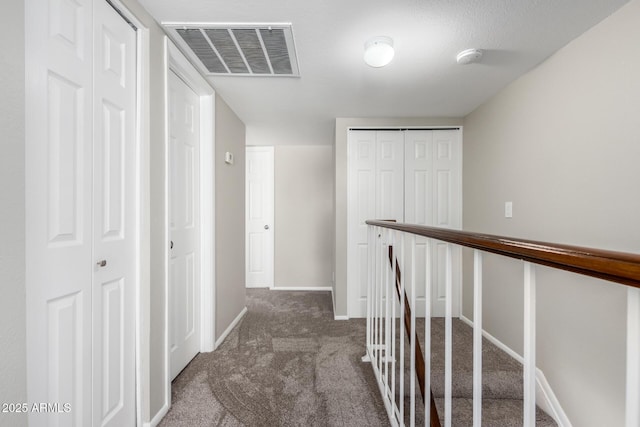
xmin=166 ymin=23 xmax=299 ymax=77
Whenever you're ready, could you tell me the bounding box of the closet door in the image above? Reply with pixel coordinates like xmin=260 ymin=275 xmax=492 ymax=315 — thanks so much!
xmin=375 ymin=131 xmax=404 ymax=221
xmin=347 ymin=131 xmax=403 ymax=317
xmin=26 ymin=0 xmax=94 ymax=424
xmin=404 ymin=131 xmax=433 ymax=316
xmin=26 ymin=0 xmax=137 ymax=425
xmin=92 ymin=0 xmax=137 ymax=425
xmin=348 ymin=131 xmax=376 ymax=317
xmin=405 ymin=130 xmax=461 ymax=317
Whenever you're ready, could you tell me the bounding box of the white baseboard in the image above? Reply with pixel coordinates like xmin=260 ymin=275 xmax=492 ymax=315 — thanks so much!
xmin=144 ymin=402 xmax=169 ymax=427
xmin=330 ymin=287 xmax=349 ymax=320
xmin=268 ymin=286 xmax=350 ymax=320
xmin=263 ymin=285 xmax=350 ymax=321
xmin=214 ymin=307 xmax=247 ymax=349
xmin=459 ymin=315 xmax=523 ymax=363
xmin=535 ymin=367 xmax=573 ymax=427
xmin=459 ymin=315 xmax=572 ymax=427
xmin=271 ymin=286 xmax=333 ymax=291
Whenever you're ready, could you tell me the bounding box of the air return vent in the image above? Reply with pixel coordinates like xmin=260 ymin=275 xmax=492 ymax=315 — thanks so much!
xmin=164 ymin=23 xmax=300 ymax=77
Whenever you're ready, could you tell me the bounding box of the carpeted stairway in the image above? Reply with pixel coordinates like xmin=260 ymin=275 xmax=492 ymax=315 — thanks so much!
xmin=159 ymin=289 xmax=556 ymax=426
xmin=393 ymin=318 xmax=556 ymax=426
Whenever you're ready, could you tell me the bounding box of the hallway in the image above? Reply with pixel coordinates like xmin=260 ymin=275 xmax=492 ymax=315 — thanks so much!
xmin=159 ymin=290 xmax=389 ymax=426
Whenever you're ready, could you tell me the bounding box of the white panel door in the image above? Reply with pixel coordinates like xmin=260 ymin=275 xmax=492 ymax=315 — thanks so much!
xmin=405 ymin=130 xmax=462 ymax=317
xmin=431 ymin=130 xmax=462 ymax=317
xmin=26 ymin=0 xmax=137 ymax=425
xmin=245 ymin=147 xmax=274 ymax=288
xmin=348 ymin=131 xmax=376 ymax=317
xmin=404 ymin=131 xmax=433 ymax=317
xmin=347 ymin=131 xmax=404 ymax=317
xmin=376 ymin=131 xmax=405 ymax=221
xmin=169 ymin=71 xmax=201 ymax=380
xmin=347 ymin=129 xmax=461 ymax=319
xmin=26 ymin=0 xmax=94 ymax=424
xmin=92 ymin=1 xmax=137 ymax=424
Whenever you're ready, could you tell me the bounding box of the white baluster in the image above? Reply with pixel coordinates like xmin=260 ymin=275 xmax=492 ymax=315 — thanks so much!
xmin=399 ymin=231 xmax=405 ymax=424
xmin=365 ymin=225 xmax=373 ymax=359
xmin=391 ymin=228 xmax=397 ymax=418
xmin=410 ymin=235 xmax=416 ymax=427
xmin=384 ymin=229 xmax=391 ymax=388
xmin=473 ymin=250 xmax=483 ymax=427
xmin=523 ymin=262 xmax=536 ymax=427
xmin=626 ymin=287 xmax=640 ymax=427
xmin=378 ymin=228 xmax=384 ymax=373
xmin=424 ymin=239 xmax=432 ymax=427
xmin=445 ymin=243 xmax=453 ymax=427
xmin=370 ymin=229 xmax=380 ymax=370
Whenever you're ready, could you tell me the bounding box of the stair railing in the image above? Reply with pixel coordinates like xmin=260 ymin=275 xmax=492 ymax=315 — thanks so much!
xmin=363 ymin=220 xmax=640 ymax=427
xmin=388 ymin=245 xmax=441 ymax=427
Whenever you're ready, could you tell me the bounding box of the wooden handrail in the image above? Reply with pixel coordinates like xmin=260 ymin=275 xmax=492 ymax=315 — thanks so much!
xmin=388 ymin=246 xmax=441 ymax=427
xmin=369 ymin=220 xmax=640 ymax=289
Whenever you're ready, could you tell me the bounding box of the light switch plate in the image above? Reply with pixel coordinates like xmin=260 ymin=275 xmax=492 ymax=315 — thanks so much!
xmin=225 ymin=152 xmax=234 ymax=164
xmin=505 ymin=201 xmax=513 ymax=218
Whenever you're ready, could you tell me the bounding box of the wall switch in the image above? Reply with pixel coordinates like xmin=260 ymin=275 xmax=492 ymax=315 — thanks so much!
xmin=224 ymin=152 xmax=234 ymax=165
xmin=505 ymin=201 xmax=513 ymax=218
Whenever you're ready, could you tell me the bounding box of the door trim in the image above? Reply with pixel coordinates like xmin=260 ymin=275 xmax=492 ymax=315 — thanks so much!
xmin=162 ymin=37 xmax=217 ymax=417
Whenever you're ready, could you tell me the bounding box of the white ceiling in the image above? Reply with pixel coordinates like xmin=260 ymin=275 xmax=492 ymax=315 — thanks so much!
xmin=138 ymin=0 xmax=629 ymax=145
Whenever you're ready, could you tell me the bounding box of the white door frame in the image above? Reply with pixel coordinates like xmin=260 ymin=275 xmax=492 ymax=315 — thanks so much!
xmin=162 ymin=37 xmax=216 ymax=414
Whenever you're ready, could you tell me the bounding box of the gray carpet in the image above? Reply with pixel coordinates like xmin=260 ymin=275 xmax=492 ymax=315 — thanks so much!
xmin=159 ymin=289 xmax=556 ymax=426
xmin=159 ymin=289 xmax=388 ymax=427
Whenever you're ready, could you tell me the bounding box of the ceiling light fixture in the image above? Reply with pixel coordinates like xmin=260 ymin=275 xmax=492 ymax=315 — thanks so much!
xmin=364 ymin=36 xmax=394 ymax=68
xmin=456 ymin=48 xmax=483 ymax=65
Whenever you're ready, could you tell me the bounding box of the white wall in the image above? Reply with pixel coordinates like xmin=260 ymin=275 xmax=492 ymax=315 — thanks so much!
xmin=334 ymin=117 xmax=464 ymax=316
xmin=462 ymin=0 xmax=640 ymax=424
xmin=0 ymin=1 xmax=26 ymax=426
xmin=274 ymin=146 xmax=333 ymax=288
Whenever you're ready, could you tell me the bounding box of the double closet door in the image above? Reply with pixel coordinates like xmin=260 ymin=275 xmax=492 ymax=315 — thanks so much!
xmin=26 ymin=0 xmax=137 ymax=425
xmin=347 ymin=129 xmax=462 ymax=318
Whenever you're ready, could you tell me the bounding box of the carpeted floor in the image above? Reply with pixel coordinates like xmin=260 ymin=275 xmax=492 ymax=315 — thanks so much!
xmin=159 ymin=289 xmax=556 ymax=427
xmin=159 ymin=289 xmax=389 ymax=427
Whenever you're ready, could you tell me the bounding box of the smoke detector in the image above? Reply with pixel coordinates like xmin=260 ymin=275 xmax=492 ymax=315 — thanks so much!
xmin=456 ymin=48 xmax=483 ymax=65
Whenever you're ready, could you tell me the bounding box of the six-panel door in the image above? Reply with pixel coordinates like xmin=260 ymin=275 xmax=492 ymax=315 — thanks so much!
xmin=347 ymin=129 xmax=462 ymax=318
xmin=26 ymin=0 xmax=137 ymax=425
xmin=169 ymin=70 xmax=202 ymax=380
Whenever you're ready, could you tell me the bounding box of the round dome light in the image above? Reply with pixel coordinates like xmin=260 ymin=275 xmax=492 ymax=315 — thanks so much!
xmin=364 ymin=36 xmax=395 ymax=68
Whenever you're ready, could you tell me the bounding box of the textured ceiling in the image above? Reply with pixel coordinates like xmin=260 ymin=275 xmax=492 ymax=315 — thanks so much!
xmin=138 ymin=0 xmax=629 ymax=145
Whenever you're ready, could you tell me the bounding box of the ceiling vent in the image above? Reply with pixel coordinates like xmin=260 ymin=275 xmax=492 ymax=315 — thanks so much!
xmin=164 ymin=23 xmax=300 ymax=77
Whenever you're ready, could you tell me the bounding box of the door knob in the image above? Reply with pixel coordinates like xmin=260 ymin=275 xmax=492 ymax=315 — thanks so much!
xmin=96 ymin=260 xmax=107 ymax=267
xmin=264 ymin=225 xmax=270 ymax=230
xmin=170 ymin=240 xmax=174 ymax=249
